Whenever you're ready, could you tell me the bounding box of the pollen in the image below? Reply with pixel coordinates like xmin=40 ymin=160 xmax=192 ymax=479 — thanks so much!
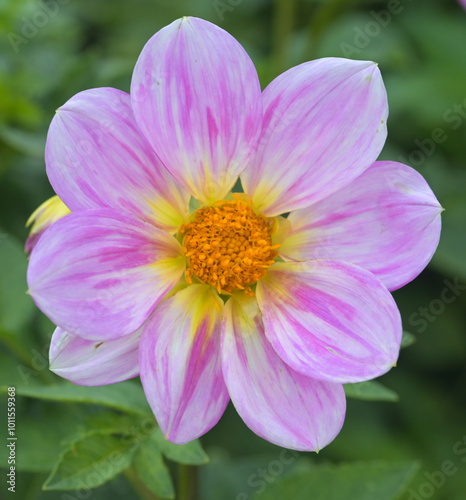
xmin=180 ymin=196 xmax=279 ymax=296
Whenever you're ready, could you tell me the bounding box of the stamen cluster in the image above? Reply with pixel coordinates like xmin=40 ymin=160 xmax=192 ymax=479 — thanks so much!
xmin=181 ymin=197 xmax=279 ymax=295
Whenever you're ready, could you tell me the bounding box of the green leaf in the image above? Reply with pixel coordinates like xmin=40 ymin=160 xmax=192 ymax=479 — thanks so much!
xmin=255 ymin=461 xmax=420 ymax=500
xmin=0 ymin=234 xmax=35 ymax=332
xmin=401 ymin=331 xmax=416 ymax=349
xmin=199 ymin=451 xmax=310 ymax=500
xmin=0 ymin=403 xmax=86 ymax=473
xmin=0 ymin=347 xmax=41 ymax=388
xmin=0 ymin=381 xmax=152 ymax=416
xmin=86 ymin=411 xmax=156 ymax=435
xmin=153 ymin=428 xmax=209 ymax=465
xmin=344 ymin=381 xmax=399 ymax=402
xmin=0 ymin=125 xmax=45 ymax=158
xmin=62 ymin=411 xmax=156 ymax=446
xmin=133 ymin=433 xmax=175 ymax=499
xmin=431 ymin=208 xmax=466 ymax=282
xmin=43 ymin=434 xmax=135 ymax=490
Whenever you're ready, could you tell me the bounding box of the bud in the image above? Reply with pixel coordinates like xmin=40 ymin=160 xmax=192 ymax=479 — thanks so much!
xmin=25 ymin=196 xmax=71 ymax=253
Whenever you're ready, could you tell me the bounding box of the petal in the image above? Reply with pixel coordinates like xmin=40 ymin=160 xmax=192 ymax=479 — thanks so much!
xmin=241 ymin=58 xmax=388 ymax=216
xmin=131 ymin=17 xmax=262 ymax=204
xmin=25 ymin=195 xmax=70 ymax=254
xmin=27 ymin=209 xmax=185 ymax=341
xmin=281 ymin=161 xmax=443 ymax=291
xmin=222 ymin=295 xmax=346 ymax=451
xmin=49 ymin=327 xmax=140 ymax=386
xmin=46 ymin=88 xmax=189 ymax=233
xmin=139 ymin=284 xmax=229 ymax=444
xmin=256 ymin=261 xmax=402 ymax=383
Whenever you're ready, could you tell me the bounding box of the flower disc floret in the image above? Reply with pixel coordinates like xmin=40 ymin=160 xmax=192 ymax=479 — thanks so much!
xmin=181 ymin=196 xmax=279 ymax=295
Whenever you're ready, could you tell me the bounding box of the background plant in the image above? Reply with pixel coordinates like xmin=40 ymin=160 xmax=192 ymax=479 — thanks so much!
xmin=0 ymin=0 xmax=465 ymax=499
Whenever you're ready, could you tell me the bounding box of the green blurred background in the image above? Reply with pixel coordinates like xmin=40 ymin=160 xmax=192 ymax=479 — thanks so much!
xmin=0 ymin=0 xmax=465 ymax=499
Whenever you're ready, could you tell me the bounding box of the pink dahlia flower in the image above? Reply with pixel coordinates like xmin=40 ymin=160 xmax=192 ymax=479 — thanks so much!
xmin=27 ymin=17 xmax=442 ymax=451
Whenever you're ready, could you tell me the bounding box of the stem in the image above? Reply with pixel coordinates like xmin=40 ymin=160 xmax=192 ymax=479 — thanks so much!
xmin=124 ymin=466 xmax=162 ymax=500
xmin=178 ymin=464 xmax=198 ymax=500
xmin=23 ymin=472 xmax=45 ymax=500
xmin=272 ymin=0 xmax=295 ymax=76
xmin=307 ymin=0 xmax=360 ymax=59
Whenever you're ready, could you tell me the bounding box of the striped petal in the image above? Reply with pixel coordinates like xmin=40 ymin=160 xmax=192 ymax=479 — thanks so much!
xmin=256 ymin=261 xmax=402 ymax=383
xmin=281 ymin=161 xmax=443 ymax=291
xmin=49 ymin=327 xmax=140 ymax=386
xmin=241 ymin=58 xmax=388 ymax=216
xmin=131 ymin=17 xmax=262 ymax=204
xmin=46 ymin=88 xmax=189 ymax=233
xmin=222 ymin=295 xmax=346 ymax=451
xmin=27 ymin=209 xmax=185 ymax=341
xmin=139 ymin=285 xmax=229 ymax=444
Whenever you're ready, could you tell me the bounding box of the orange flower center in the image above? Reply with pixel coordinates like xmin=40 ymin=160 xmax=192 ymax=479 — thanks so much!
xmin=180 ymin=196 xmax=279 ymax=295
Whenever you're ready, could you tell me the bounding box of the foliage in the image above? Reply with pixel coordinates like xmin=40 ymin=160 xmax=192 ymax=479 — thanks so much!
xmin=1 ymin=0 xmax=465 ymax=498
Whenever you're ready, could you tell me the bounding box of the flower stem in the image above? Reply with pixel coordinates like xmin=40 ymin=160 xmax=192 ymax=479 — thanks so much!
xmin=272 ymin=0 xmax=295 ymax=76
xmin=308 ymin=0 xmax=360 ymax=58
xmin=124 ymin=466 xmax=162 ymax=500
xmin=178 ymin=464 xmax=198 ymax=500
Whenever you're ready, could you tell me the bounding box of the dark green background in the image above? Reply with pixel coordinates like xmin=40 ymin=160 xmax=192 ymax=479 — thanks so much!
xmin=0 ymin=0 xmax=465 ymax=499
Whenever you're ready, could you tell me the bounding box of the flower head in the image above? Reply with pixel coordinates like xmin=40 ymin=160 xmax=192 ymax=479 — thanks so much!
xmin=181 ymin=195 xmax=280 ymax=295
xmin=27 ymin=17 xmax=442 ymax=451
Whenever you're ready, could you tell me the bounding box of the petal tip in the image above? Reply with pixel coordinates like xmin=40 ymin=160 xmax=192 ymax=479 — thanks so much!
xmin=365 ymin=61 xmax=382 ymax=81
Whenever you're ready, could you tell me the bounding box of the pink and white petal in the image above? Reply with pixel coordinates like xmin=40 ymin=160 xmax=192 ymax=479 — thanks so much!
xmin=46 ymin=88 xmax=189 ymax=233
xmin=241 ymin=58 xmax=388 ymax=216
xmin=27 ymin=209 xmax=185 ymax=341
xmin=222 ymin=295 xmax=346 ymax=451
xmin=256 ymin=261 xmax=402 ymax=384
xmin=131 ymin=17 xmax=262 ymax=204
xmin=281 ymin=161 xmax=443 ymax=291
xmin=140 ymin=284 xmax=229 ymax=444
xmin=49 ymin=327 xmax=140 ymax=386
